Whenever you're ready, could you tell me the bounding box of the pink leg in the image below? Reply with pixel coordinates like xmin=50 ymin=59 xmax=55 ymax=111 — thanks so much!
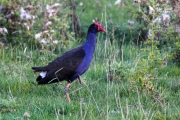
xmin=65 ymin=83 xmax=71 ymax=103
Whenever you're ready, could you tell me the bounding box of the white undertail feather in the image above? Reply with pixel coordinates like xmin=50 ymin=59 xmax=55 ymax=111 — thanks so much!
xmin=40 ymin=71 xmax=47 ymax=78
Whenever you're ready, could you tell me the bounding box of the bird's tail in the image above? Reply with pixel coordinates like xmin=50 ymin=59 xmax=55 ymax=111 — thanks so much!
xmin=32 ymin=66 xmax=47 ymax=72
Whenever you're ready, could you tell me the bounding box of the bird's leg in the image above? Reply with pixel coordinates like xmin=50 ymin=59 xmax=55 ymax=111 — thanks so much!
xmin=65 ymin=82 xmax=71 ymax=103
xmin=77 ymin=74 xmax=83 ymax=84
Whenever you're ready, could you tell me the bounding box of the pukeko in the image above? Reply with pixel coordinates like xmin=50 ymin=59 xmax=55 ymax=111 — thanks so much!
xmin=32 ymin=22 xmax=106 ymax=103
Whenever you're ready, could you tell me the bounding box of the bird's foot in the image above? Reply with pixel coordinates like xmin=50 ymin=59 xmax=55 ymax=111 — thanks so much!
xmin=66 ymin=92 xmax=71 ymax=103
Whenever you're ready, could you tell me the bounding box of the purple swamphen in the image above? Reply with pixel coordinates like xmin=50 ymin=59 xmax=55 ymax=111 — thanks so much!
xmin=32 ymin=22 xmax=106 ymax=103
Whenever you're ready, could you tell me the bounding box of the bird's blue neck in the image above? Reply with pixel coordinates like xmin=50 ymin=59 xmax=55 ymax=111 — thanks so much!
xmin=83 ymin=32 xmax=96 ymax=47
xmin=82 ymin=32 xmax=97 ymax=57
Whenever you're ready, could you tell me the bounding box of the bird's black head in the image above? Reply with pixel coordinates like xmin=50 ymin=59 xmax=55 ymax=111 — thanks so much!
xmin=88 ymin=22 xmax=106 ymax=33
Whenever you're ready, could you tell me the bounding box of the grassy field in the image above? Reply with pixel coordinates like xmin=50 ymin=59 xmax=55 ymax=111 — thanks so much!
xmin=0 ymin=38 xmax=180 ymax=119
xmin=0 ymin=0 xmax=180 ymax=120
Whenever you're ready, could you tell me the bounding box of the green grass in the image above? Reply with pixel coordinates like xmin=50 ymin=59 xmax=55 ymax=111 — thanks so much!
xmin=0 ymin=40 xmax=180 ymax=119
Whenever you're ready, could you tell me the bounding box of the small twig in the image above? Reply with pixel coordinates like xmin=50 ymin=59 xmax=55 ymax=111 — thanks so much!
xmin=48 ymin=68 xmax=63 ymax=83
xmin=68 ymin=78 xmax=102 ymax=94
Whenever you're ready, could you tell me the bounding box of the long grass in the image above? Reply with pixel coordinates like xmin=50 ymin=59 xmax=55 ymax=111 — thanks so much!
xmin=0 ymin=35 xmax=180 ymax=119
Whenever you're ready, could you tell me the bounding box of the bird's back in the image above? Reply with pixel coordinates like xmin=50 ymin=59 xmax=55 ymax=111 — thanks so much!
xmin=32 ymin=46 xmax=86 ymax=84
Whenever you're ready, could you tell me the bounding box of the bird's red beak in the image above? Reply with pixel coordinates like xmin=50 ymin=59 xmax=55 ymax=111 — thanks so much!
xmin=98 ymin=26 xmax=106 ymax=32
xmin=94 ymin=22 xmax=106 ymax=32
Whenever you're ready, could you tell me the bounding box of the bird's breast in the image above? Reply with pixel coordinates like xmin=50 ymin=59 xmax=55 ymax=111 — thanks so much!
xmin=75 ymin=45 xmax=95 ymax=75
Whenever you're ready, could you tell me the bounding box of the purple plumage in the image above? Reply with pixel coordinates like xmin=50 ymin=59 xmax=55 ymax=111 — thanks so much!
xmin=32 ymin=22 xmax=106 ymax=103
